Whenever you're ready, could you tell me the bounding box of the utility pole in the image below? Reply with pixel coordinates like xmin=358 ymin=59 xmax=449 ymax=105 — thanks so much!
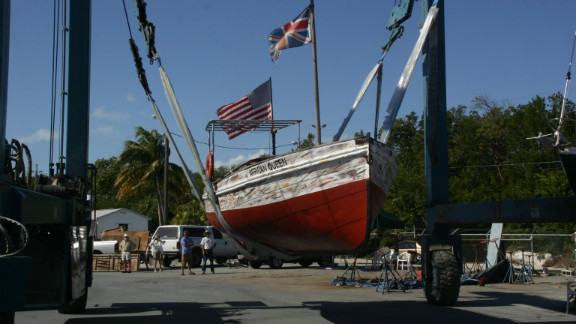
xmin=163 ymin=136 xmax=169 ymax=226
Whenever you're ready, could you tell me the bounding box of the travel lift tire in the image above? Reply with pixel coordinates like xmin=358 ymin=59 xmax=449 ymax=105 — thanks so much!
xmin=424 ymin=249 xmax=461 ymax=306
xmin=59 ymin=292 xmax=88 ymax=314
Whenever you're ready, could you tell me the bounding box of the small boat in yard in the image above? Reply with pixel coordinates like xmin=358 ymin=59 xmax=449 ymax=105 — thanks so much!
xmin=203 ymin=136 xmax=397 ymax=256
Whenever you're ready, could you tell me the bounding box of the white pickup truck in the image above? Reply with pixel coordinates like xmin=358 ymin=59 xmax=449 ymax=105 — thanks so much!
xmin=150 ymin=225 xmax=239 ymax=267
xmin=93 ymin=240 xmax=119 ymax=254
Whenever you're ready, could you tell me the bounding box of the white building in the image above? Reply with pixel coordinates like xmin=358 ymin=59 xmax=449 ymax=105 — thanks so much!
xmin=93 ymin=208 xmax=150 ymax=239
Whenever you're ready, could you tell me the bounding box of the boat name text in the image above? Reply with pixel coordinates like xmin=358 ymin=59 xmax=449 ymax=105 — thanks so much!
xmin=249 ymin=158 xmax=288 ymax=176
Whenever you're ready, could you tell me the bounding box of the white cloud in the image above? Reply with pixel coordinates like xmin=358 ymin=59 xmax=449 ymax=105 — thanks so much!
xmin=91 ymin=106 xmax=130 ymax=120
xmin=247 ymin=149 xmax=268 ymax=160
xmin=92 ymin=125 xmax=115 ymax=136
xmin=137 ymin=109 xmax=154 ymax=119
xmin=18 ymin=128 xmax=54 ymax=143
xmin=214 ymin=149 xmax=268 ymax=168
xmin=125 ymin=94 xmax=137 ymax=102
xmin=339 ymin=133 xmax=353 ymax=140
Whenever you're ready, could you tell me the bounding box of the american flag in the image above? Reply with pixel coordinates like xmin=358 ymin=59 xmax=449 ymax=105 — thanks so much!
xmin=267 ymin=7 xmax=312 ymax=61
xmin=216 ymin=79 xmax=272 ymax=140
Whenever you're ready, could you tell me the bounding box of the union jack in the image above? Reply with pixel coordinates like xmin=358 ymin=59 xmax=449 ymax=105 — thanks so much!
xmin=216 ymin=80 xmax=272 ymax=140
xmin=267 ymin=7 xmax=312 ymax=61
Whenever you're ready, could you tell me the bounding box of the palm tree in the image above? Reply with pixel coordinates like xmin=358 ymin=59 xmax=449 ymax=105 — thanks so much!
xmin=114 ymin=126 xmax=184 ymax=225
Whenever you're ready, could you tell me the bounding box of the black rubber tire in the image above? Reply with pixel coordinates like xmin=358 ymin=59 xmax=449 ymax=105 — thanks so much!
xmin=299 ymin=261 xmax=313 ymax=267
xmin=268 ymin=256 xmax=284 ymax=269
xmin=192 ymin=250 xmax=202 ymax=267
xmin=249 ymin=261 xmax=263 ymax=269
xmin=58 ymin=291 xmax=87 ymax=314
xmin=163 ymin=255 xmax=174 ymax=267
xmin=424 ymin=250 xmax=461 ymax=306
xmin=0 ymin=311 xmax=15 ymax=324
xmin=317 ymin=256 xmax=334 ymax=267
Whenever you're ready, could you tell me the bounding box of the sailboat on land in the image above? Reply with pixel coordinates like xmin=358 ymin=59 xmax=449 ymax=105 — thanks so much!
xmin=127 ymin=0 xmax=438 ymax=259
xmin=204 ymin=135 xmax=397 ymax=256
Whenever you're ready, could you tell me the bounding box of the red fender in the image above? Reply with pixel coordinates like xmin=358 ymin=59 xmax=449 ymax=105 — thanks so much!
xmin=205 ymin=152 xmax=214 ymax=179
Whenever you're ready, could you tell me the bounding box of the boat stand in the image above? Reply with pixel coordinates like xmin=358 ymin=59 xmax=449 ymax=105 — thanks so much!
xmin=503 ymin=251 xmax=516 ymax=283
xmin=376 ymin=257 xmax=406 ymax=293
xmin=331 ymin=257 xmax=364 ymax=286
xmin=513 ymin=247 xmax=534 ymax=284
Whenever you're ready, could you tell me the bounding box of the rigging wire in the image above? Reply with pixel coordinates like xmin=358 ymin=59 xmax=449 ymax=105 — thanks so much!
xmin=448 ymin=160 xmax=562 ymax=170
xmin=122 ymin=0 xmax=134 ymax=39
xmin=58 ymin=0 xmax=68 ymax=175
xmin=567 ymin=31 xmax=575 ymax=81
xmin=555 ymin=30 xmax=576 ymax=145
xmin=169 ymin=130 xmax=297 ymax=152
xmin=448 ymin=166 xmax=563 ymax=176
xmin=49 ymin=0 xmax=61 ymax=176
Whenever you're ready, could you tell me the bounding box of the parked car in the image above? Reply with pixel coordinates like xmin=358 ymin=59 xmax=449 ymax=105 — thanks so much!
xmin=150 ymin=225 xmax=239 ymax=267
xmin=237 ymin=254 xmax=335 ymax=269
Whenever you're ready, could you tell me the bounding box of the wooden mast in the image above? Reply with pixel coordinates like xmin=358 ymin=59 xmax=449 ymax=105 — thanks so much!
xmin=309 ymin=0 xmax=321 ymax=145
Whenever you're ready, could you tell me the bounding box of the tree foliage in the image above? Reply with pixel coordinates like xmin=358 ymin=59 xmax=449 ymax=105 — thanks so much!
xmin=382 ymin=92 xmax=575 ymax=233
xmin=295 ymin=132 xmax=316 ymax=150
xmin=114 ymin=127 xmax=187 ymax=226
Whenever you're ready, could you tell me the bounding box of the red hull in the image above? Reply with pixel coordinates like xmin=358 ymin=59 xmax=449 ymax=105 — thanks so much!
xmin=207 ymin=178 xmax=387 ymax=254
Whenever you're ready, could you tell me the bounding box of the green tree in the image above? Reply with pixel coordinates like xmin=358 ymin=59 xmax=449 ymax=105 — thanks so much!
xmin=382 ymin=93 xmax=575 ymax=233
xmin=383 ymin=112 xmax=426 ymax=227
xmin=114 ymin=127 xmax=186 ymax=226
xmin=90 ymin=157 xmax=121 ymax=209
xmin=295 ymin=132 xmax=315 ymax=150
xmin=170 ymin=199 xmax=207 ymax=225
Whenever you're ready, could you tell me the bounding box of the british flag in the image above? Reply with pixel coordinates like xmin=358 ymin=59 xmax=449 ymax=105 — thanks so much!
xmin=267 ymin=7 xmax=312 ymax=61
xmin=216 ymin=80 xmax=273 ymax=140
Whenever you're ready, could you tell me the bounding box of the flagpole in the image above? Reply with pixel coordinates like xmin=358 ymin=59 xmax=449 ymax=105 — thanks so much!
xmin=309 ymin=0 xmax=321 ymax=145
xmin=269 ymin=77 xmax=277 ymax=155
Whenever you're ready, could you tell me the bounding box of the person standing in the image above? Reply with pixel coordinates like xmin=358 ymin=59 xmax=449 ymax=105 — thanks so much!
xmin=180 ymin=230 xmax=195 ymax=275
xmin=119 ymin=233 xmax=136 ymax=273
xmin=200 ymin=230 xmax=217 ymax=274
xmin=148 ymin=234 xmax=165 ymax=272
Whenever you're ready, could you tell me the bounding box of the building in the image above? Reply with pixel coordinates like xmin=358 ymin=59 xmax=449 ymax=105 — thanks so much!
xmin=93 ymin=208 xmax=150 ymax=239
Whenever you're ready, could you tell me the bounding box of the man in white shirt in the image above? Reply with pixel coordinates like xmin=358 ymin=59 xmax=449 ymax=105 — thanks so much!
xmin=200 ymin=230 xmax=217 ymax=274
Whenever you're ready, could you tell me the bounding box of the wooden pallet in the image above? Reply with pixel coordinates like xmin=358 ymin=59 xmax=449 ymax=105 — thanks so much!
xmin=93 ymin=254 xmax=139 ymax=272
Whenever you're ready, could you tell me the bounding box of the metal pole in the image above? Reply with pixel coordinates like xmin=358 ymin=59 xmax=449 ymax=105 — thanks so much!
xmin=0 ymin=0 xmax=9 ymax=178
xmin=423 ymin=0 xmax=448 ymax=237
xmin=271 ymin=129 xmax=277 ymax=156
xmin=66 ymin=0 xmax=91 ymax=181
xmin=374 ymin=64 xmax=383 ymax=137
xmin=163 ymin=136 xmax=169 ymax=226
xmin=309 ymin=0 xmax=321 ymax=145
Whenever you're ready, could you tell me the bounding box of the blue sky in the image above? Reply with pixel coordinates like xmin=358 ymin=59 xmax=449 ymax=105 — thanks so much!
xmin=5 ymin=0 xmax=576 ymax=176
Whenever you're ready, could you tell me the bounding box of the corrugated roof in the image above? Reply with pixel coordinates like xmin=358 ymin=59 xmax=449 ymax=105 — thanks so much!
xmin=94 ymin=208 xmax=150 ymax=220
